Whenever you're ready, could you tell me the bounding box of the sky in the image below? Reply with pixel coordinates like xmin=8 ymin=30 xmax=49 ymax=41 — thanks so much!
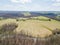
xmin=0 ymin=0 xmax=60 ymax=11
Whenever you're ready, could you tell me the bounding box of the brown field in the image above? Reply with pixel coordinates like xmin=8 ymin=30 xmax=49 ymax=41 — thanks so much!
xmin=0 ymin=16 xmax=60 ymax=45
xmin=0 ymin=16 xmax=60 ymax=38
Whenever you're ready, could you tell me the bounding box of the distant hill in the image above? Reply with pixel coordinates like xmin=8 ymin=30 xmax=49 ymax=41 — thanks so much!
xmin=0 ymin=11 xmax=59 ymax=20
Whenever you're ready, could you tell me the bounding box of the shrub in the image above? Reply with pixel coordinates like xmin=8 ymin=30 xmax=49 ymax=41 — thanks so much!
xmin=49 ymin=19 xmax=51 ymax=21
xmin=16 ymin=18 xmax=26 ymax=21
xmin=0 ymin=23 xmax=18 ymax=34
xmin=16 ymin=19 xmax=19 ymax=21
xmin=52 ymin=28 xmax=60 ymax=35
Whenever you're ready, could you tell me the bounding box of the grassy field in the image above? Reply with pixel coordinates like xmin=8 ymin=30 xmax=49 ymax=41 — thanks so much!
xmin=0 ymin=16 xmax=60 ymax=38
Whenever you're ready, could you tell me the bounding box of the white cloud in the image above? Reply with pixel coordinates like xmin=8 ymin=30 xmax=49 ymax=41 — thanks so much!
xmin=10 ymin=0 xmax=19 ymax=3
xmin=55 ymin=0 xmax=60 ymax=2
xmin=0 ymin=4 xmax=31 ymax=11
xmin=52 ymin=3 xmax=60 ymax=6
xmin=52 ymin=0 xmax=60 ymax=2
xmin=0 ymin=4 xmax=60 ymax=11
xmin=52 ymin=0 xmax=60 ymax=6
xmin=10 ymin=0 xmax=32 ymax=4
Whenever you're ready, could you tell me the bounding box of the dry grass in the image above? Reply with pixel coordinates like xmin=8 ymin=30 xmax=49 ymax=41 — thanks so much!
xmin=15 ymin=20 xmax=52 ymax=38
xmin=15 ymin=16 xmax=60 ymax=38
xmin=0 ymin=16 xmax=60 ymax=38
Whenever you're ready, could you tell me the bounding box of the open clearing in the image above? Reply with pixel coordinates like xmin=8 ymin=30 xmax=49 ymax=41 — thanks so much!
xmin=0 ymin=16 xmax=60 ymax=38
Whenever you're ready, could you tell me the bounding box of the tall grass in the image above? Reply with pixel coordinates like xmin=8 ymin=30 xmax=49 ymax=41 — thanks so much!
xmin=0 ymin=34 xmax=60 ymax=45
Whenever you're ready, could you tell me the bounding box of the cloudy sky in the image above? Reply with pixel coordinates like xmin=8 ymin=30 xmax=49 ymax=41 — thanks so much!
xmin=0 ymin=0 xmax=60 ymax=11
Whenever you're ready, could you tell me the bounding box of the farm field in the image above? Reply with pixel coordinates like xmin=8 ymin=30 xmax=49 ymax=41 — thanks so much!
xmin=0 ymin=16 xmax=60 ymax=38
